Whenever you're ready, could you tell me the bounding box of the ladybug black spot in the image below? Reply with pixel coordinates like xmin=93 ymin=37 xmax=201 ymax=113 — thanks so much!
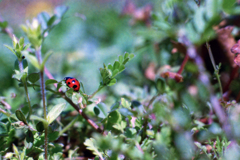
xmin=68 ymin=82 xmax=71 ymax=85
xmin=73 ymin=85 xmax=78 ymax=88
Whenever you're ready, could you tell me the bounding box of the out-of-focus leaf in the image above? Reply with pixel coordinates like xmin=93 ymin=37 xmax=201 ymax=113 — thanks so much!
xmin=15 ymin=110 xmax=28 ymax=125
xmin=28 ymin=73 xmax=40 ymax=84
xmin=47 ymin=103 xmax=66 ymax=124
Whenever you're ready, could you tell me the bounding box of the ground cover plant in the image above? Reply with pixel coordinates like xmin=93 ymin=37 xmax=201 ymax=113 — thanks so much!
xmin=1 ymin=0 xmax=240 ymax=159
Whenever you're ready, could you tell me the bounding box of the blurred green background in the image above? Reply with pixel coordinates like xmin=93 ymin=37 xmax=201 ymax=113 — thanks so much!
xmin=0 ymin=0 xmax=157 ymax=109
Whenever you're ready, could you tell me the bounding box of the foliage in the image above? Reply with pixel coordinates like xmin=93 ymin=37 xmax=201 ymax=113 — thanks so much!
xmin=1 ymin=0 xmax=240 ymax=159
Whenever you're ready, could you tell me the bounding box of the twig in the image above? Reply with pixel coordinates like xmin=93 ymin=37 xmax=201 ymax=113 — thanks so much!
xmin=206 ymin=42 xmax=223 ymax=100
xmin=35 ymin=46 xmax=48 ymax=160
xmin=177 ymin=54 xmax=189 ymax=74
xmin=0 ymin=99 xmax=11 ymax=110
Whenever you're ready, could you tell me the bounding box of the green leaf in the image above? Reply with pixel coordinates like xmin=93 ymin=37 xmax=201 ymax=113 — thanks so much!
xmin=112 ymin=69 xmax=119 ymax=77
xmin=45 ymin=79 xmax=58 ymax=85
xmin=80 ymin=81 xmax=85 ymax=93
xmin=15 ymin=110 xmax=28 ymax=125
xmin=108 ymin=110 xmax=122 ymax=124
xmin=108 ymin=78 xmax=116 ymax=86
xmin=108 ymin=64 xmax=113 ymax=71
xmin=156 ymin=77 xmax=166 ymax=94
xmin=0 ymin=108 xmax=11 ymax=117
xmin=113 ymin=121 xmax=127 ymax=132
xmin=41 ymin=51 xmax=53 ymax=71
xmin=47 ymin=15 xmax=57 ymax=27
xmin=0 ymin=122 xmax=8 ymax=136
xmin=121 ymin=98 xmax=131 ymax=109
xmin=36 ymin=122 xmax=44 ymax=132
xmin=72 ymin=92 xmax=81 ymax=104
xmin=12 ymin=144 xmax=19 ymax=157
xmin=122 ymin=58 xmax=129 ymax=65
xmin=129 ymin=53 xmax=134 ymax=60
xmin=24 ymin=52 xmax=40 ymax=70
xmin=124 ymin=52 xmax=129 ymax=60
xmin=0 ymin=21 xmax=8 ymax=28
xmin=94 ymin=103 xmax=108 ymax=118
xmin=30 ymin=115 xmax=48 ymax=127
xmin=113 ymin=61 xmax=120 ymax=71
xmin=57 ymin=81 xmax=63 ymax=91
xmin=47 ymin=103 xmax=66 ymax=124
xmin=84 ymin=138 xmax=103 ymax=158
xmin=66 ymin=88 xmax=74 ymax=98
xmin=26 ymin=130 xmax=34 ymax=143
xmin=4 ymin=45 xmax=17 ymax=57
xmin=23 ymin=44 xmax=31 ymax=51
xmin=28 ymin=73 xmax=40 ymax=83
xmin=48 ymin=131 xmax=59 ymax=141
xmin=118 ymin=55 xmax=123 ymax=64
xmin=118 ymin=65 xmax=125 ymax=73
xmin=19 ymin=37 xmax=24 ymax=47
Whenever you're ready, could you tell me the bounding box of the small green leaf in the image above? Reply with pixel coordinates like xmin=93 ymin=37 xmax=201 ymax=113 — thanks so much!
xmin=112 ymin=69 xmax=119 ymax=77
xmin=113 ymin=121 xmax=127 ymax=132
xmin=66 ymin=88 xmax=74 ymax=98
xmin=36 ymin=122 xmax=44 ymax=132
xmin=119 ymin=55 xmax=123 ymax=64
xmin=4 ymin=45 xmax=17 ymax=57
xmin=47 ymin=15 xmax=57 ymax=27
xmin=108 ymin=110 xmax=122 ymax=124
xmin=72 ymin=93 xmax=81 ymax=104
xmin=0 ymin=21 xmax=8 ymax=28
xmin=12 ymin=144 xmax=19 ymax=157
xmin=48 ymin=131 xmax=59 ymax=141
xmin=113 ymin=61 xmax=120 ymax=71
xmin=19 ymin=37 xmax=24 ymax=47
xmin=80 ymin=81 xmax=85 ymax=93
xmin=108 ymin=64 xmax=113 ymax=71
xmin=118 ymin=65 xmax=125 ymax=73
xmin=57 ymin=81 xmax=63 ymax=91
xmin=121 ymin=98 xmax=131 ymax=109
xmin=41 ymin=51 xmax=53 ymax=71
xmin=94 ymin=103 xmax=108 ymax=118
xmin=47 ymin=103 xmax=66 ymax=124
xmin=129 ymin=53 xmax=134 ymax=60
xmin=0 ymin=122 xmax=8 ymax=136
xmin=26 ymin=130 xmax=34 ymax=143
xmin=23 ymin=44 xmax=31 ymax=51
xmin=30 ymin=115 xmax=48 ymax=127
xmin=15 ymin=110 xmax=28 ymax=125
xmin=45 ymin=79 xmax=58 ymax=85
xmin=122 ymin=58 xmax=129 ymax=65
xmin=108 ymin=78 xmax=116 ymax=86
xmin=24 ymin=52 xmax=40 ymax=70
xmin=156 ymin=77 xmax=166 ymax=94
xmin=124 ymin=52 xmax=129 ymax=60
xmin=28 ymin=73 xmax=40 ymax=84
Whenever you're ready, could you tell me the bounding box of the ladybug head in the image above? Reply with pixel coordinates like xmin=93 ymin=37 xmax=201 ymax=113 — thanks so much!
xmin=64 ymin=77 xmax=72 ymax=81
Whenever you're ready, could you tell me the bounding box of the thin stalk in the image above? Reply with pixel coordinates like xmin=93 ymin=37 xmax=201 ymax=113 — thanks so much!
xmin=35 ymin=46 xmax=48 ymax=160
xmin=206 ymin=42 xmax=223 ymax=100
xmin=89 ymin=86 xmax=104 ymax=99
xmin=19 ymin=60 xmax=32 ymax=120
xmin=59 ymin=116 xmax=78 ymax=136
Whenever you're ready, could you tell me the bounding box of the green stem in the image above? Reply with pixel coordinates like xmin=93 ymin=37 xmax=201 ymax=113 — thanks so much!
xmin=36 ymin=46 xmax=48 ymax=160
xmin=19 ymin=60 xmax=32 ymax=120
xmin=59 ymin=117 xmax=78 ymax=136
xmin=89 ymin=86 xmax=104 ymax=99
xmin=206 ymin=42 xmax=223 ymax=100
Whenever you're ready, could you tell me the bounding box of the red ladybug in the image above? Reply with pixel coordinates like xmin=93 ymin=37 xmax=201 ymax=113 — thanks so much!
xmin=64 ymin=77 xmax=80 ymax=92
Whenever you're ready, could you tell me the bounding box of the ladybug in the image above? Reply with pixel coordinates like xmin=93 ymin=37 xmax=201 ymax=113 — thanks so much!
xmin=64 ymin=77 xmax=80 ymax=92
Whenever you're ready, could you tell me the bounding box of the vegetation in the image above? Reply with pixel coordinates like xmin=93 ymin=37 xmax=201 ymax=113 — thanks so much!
xmin=1 ymin=0 xmax=240 ymax=159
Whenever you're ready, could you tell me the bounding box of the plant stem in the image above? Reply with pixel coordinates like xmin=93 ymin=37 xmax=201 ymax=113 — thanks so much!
xmin=89 ymin=86 xmax=104 ymax=99
xmin=19 ymin=60 xmax=32 ymax=120
xmin=59 ymin=116 xmax=78 ymax=136
xmin=35 ymin=46 xmax=48 ymax=160
xmin=206 ymin=42 xmax=223 ymax=100
xmin=177 ymin=54 xmax=189 ymax=74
